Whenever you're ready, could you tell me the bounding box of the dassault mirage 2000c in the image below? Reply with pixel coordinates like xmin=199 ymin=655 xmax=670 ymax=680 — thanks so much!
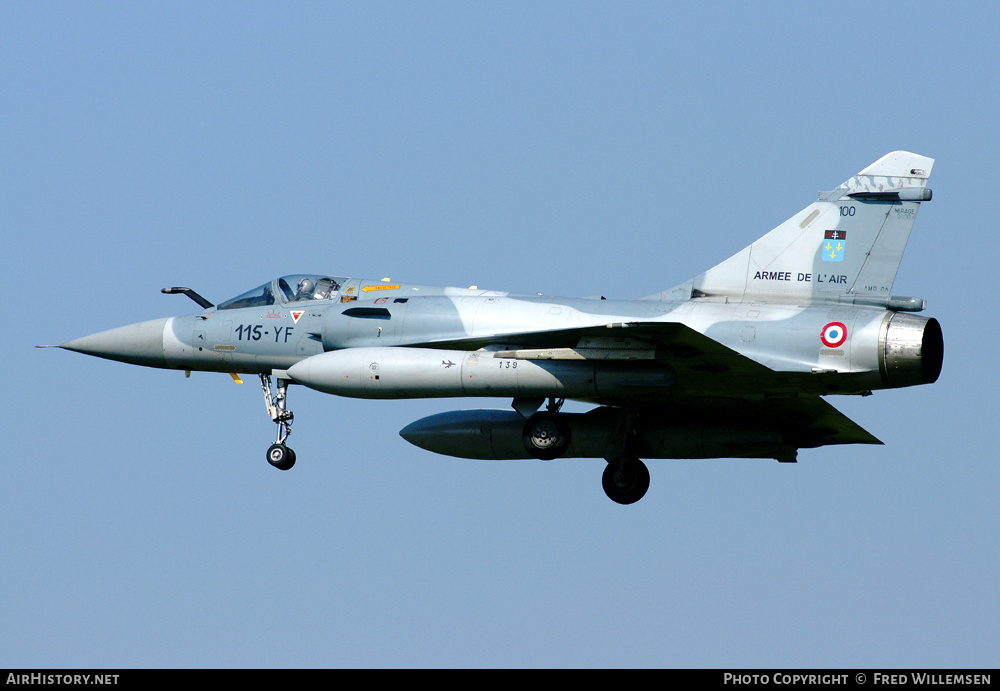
xmin=47 ymin=152 xmax=942 ymax=504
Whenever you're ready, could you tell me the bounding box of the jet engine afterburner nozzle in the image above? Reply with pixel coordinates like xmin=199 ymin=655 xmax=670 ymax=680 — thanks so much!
xmin=878 ymin=313 xmax=943 ymax=388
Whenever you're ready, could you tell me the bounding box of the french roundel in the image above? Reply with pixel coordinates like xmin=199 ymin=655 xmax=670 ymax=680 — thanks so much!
xmin=821 ymin=322 xmax=848 ymax=348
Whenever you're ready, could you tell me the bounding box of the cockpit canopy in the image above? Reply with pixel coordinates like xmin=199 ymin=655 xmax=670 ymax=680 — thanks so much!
xmin=217 ymin=275 xmax=346 ymax=310
xmin=277 ymin=275 xmax=343 ymax=303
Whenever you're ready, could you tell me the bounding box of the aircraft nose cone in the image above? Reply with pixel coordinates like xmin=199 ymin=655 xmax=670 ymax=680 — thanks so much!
xmin=60 ymin=317 xmax=170 ymax=368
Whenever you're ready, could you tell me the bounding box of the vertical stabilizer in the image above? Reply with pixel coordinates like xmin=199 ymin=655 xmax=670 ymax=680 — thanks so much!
xmin=657 ymin=152 xmax=933 ymax=304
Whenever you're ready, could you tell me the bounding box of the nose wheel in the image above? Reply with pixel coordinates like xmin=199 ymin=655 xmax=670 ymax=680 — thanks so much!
xmin=260 ymin=374 xmax=295 ymax=470
xmin=267 ymin=443 xmax=296 ymax=471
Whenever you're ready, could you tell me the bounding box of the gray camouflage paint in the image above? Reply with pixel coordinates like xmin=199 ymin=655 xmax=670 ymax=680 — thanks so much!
xmin=55 ymin=151 xmax=942 ymax=466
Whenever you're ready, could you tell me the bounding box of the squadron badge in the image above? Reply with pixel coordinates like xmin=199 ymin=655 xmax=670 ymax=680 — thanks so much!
xmin=823 ymin=230 xmax=846 ymax=262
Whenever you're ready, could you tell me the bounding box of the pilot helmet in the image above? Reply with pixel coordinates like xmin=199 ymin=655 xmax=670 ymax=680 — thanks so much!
xmin=297 ymin=278 xmax=314 ymax=294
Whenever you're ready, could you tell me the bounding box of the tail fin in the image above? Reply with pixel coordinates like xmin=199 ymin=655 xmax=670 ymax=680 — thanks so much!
xmin=658 ymin=151 xmax=934 ymax=305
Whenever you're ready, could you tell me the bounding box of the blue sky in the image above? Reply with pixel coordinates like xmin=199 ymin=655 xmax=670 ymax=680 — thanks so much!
xmin=2 ymin=1 xmax=997 ymax=667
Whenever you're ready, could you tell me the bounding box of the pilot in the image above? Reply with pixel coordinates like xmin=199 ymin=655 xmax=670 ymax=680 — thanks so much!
xmin=294 ymin=278 xmax=315 ymax=301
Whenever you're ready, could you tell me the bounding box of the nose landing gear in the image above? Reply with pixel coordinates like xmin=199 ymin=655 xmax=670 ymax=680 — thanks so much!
xmin=267 ymin=442 xmax=296 ymax=471
xmin=260 ymin=373 xmax=295 ymax=470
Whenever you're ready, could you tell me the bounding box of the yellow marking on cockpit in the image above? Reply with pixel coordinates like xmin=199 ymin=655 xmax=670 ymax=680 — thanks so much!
xmin=229 ymin=373 xmax=244 ymax=384
xmin=362 ymin=284 xmax=400 ymax=292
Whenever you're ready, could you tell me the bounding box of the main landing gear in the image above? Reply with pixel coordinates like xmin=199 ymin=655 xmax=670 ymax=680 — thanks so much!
xmin=602 ymin=457 xmax=650 ymax=505
xmin=260 ymin=374 xmax=295 ymax=470
xmin=601 ymin=406 xmax=649 ymax=505
xmin=521 ymin=398 xmax=571 ymax=461
xmin=519 ymin=399 xmax=651 ymax=504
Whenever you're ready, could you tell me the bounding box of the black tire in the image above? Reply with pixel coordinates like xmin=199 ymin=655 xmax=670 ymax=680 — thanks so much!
xmin=267 ymin=443 xmax=296 ymax=471
xmin=602 ymin=458 xmax=650 ymax=504
xmin=522 ymin=411 xmax=571 ymax=460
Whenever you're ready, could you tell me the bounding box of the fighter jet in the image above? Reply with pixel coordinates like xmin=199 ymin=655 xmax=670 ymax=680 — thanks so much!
xmin=46 ymin=151 xmax=943 ymax=504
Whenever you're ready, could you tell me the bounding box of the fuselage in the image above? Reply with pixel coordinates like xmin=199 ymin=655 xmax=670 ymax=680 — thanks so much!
xmin=59 ymin=273 xmax=943 ymax=403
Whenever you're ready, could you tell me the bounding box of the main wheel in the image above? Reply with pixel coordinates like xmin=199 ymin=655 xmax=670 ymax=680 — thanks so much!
xmin=522 ymin=411 xmax=571 ymax=460
xmin=602 ymin=458 xmax=650 ymax=504
xmin=267 ymin=443 xmax=296 ymax=471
